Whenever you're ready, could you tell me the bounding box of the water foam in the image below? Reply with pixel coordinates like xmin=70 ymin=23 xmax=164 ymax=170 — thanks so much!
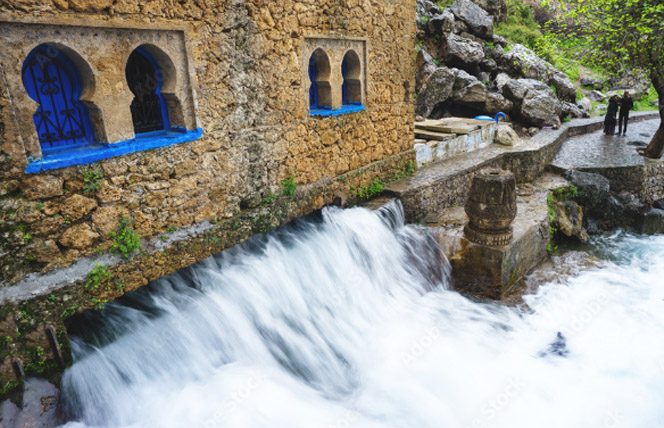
xmin=61 ymin=202 xmax=664 ymax=428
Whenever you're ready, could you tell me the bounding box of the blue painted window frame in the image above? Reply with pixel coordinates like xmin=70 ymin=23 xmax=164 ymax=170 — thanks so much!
xmin=308 ymin=50 xmax=365 ymax=118
xmin=22 ymin=44 xmax=96 ymax=154
xmin=23 ymin=46 xmax=203 ymax=174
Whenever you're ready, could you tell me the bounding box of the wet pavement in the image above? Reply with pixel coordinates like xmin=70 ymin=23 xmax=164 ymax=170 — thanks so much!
xmin=552 ymin=119 xmax=659 ymax=169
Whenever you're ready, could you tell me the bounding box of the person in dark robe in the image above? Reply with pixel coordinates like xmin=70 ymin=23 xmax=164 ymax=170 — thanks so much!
xmin=604 ymin=95 xmax=619 ymax=135
xmin=618 ymin=91 xmax=634 ymax=136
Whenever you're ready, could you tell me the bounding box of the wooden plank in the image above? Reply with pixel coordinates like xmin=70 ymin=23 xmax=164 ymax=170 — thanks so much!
xmin=414 ymin=129 xmax=456 ymax=141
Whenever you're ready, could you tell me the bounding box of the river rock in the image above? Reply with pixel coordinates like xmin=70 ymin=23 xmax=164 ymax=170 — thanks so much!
xmin=554 ymin=200 xmax=589 ymax=242
xmin=444 ymin=33 xmax=484 ymax=69
xmin=13 ymin=378 xmax=60 ymax=428
xmin=495 ymin=123 xmax=520 ymax=146
xmin=415 ymin=66 xmax=456 ymax=117
xmin=450 ymin=0 xmax=493 ymax=38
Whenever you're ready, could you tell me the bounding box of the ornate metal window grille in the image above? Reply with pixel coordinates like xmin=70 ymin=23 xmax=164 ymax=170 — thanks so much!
xmin=309 ymin=55 xmax=318 ymax=109
xmin=126 ymin=48 xmax=169 ymax=134
xmin=22 ymin=45 xmax=94 ymax=154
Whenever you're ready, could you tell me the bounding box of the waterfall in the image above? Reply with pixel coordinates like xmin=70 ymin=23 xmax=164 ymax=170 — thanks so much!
xmin=61 ymin=202 xmax=664 ymax=428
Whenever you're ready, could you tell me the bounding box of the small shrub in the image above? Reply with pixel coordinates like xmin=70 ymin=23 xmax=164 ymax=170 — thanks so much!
xmin=82 ymin=166 xmax=104 ymax=193
xmin=109 ymin=217 xmax=141 ymax=259
xmin=85 ymin=263 xmax=111 ymax=291
xmin=281 ymin=176 xmax=297 ymax=198
xmin=351 ymin=178 xmax=385 ymax=200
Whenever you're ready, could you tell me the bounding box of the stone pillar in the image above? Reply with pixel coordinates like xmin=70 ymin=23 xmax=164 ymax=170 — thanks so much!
xmin=464 ymin=168 xmax=517 ymax=246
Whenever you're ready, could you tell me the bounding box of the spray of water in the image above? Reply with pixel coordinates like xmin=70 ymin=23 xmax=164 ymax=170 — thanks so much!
xmin=61 ymin=201 xmax=664 ymax=428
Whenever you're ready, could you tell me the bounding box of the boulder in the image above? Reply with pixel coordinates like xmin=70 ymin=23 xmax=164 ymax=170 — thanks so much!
xmin=471 ymin=0 xmax=507 ymax=22
xmin=639 ymin=208 xmax=664 ymax=235
xmin=554 ymin=200 xmax=589 ymax=242
xmin=587 ymin=90 xmax=607 ymax=102
xmin=452 ymin=69 xmax=489 ymax=104
xmin=1 ymin=400 xmax=19 ymax=428
xmin=503 ymin=78 xmax=561 ymax=127
xmin=498 ymin=44 xmax=576 ymax=102
xmin=428 ymin=10 xmax=455 ymax=35
xmin=520 ymin=91 xmax=562 ymax=127
xmin=479 ymin=58 xmax=497 ymax=73
xmin=492 ymin=34 xmax=508 ymax=47
xmin=416 ymin=49 xmax=437 ymax=93
xmin=417 ymin=0 xmax=441 ymax=28
xmin=494 ymin=72 xmax=511 ymax=91
xmin=450 ymin=0 xmax=493 ymax=38
xmin=452 ymin=19 xmax=469 ymax=34
xmin=580 ymin=76 xmax=603 ymax=89
xmin=415 ymin=66 xmax=456 ymax=117
xmin=562 ymin=102 xmax=589 ymax=119
xmin=495 ymin=123 xmax=520 ymax=146
xmin=485 ymin=92 xmax=513 ymax=114
xmin=549 ymin=71 xmax=577 ymax=103
xmin=503 ymin=78 xmax=550 ymax=102
xmin=577 ymin=97 xmax=592 ymax=113
xmin=444 ymin=33 xmax=484 ymax=69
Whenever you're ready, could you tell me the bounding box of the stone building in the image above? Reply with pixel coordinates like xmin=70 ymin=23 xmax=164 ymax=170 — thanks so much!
xmin=0 ymin=0 xmax=415 ymax=395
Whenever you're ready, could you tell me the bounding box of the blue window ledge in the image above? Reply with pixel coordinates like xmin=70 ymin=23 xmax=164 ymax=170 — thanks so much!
xmin=25 ymin=128 xmax=203 ymax=174
xmin=310 ymin=104 xmax=365 ymax=117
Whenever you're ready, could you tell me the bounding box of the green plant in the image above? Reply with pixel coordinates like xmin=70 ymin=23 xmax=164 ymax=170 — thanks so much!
xmin=281 ymin=176 xmax=297 ymax=198
xmin=35 ymin=202 xmax=44 ymax=211
xmin=85 ymin=263 xmax=111 ymax=291
xmin=350 ymin=178 xmax=385 ymax=200
xmin=82 ymin=166 xmax=104 ymax=193
xmin=61 ymin=304 xmax=80 ymax=319
xmin=109 ymin=217 xmax=141 ymax=259
xmin=262 ymin=191 xmax=278 ymax=206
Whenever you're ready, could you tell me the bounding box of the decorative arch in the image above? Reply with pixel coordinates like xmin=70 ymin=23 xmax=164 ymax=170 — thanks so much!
xmin=125 ymin=45 xmax=183 ymax=134
xmin=341 ymin=49 xmax=362 ymax=106
xmin=308 ymin=48 xmax=332 ymax=110
xmin=21 ymin=43 xmax=97 ymax=154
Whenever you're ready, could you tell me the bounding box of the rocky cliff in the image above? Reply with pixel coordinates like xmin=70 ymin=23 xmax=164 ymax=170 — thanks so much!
xmin=416 ymin=0 xmax=589 ymax=128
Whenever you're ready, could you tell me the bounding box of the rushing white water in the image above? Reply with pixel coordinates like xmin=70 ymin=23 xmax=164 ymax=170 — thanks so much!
xmin=61 ymin=201 xmax=664 ymax=428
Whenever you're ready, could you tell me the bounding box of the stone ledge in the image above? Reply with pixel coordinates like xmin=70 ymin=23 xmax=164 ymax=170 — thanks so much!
xmin=387 ymin=112 xmax=659 ymax=222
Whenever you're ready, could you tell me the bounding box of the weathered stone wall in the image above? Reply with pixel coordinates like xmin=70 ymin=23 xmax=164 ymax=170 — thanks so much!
xmin=0 ymin=0 xmax=415 ymax=396
xmin=0 ymin=1 xmax=416 ymax=285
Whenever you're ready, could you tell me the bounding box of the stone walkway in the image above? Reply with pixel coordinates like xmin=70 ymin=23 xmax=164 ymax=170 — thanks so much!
xmin=552 ymin=119 xmax=660 ymax=169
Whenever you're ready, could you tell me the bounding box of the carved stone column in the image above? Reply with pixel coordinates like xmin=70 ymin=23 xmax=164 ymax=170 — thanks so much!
xmin=464 ymin=168 xmax=517 ymax=246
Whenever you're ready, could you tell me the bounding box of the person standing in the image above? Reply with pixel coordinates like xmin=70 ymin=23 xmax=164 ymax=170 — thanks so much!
xmin=618 ymin=91 xmax=633 ymax=136
xmin=604 ymin=95 xmax=619 ymax=135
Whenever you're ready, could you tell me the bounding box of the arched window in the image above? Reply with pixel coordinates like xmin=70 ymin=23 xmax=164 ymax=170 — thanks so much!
xmin=308 ymin=48 xmax=332 ymax=110
xmin=125 ymin=47 xmax=170 ymax=134
xmin=22 ymin=44 xmax=95 ymax=154
xmin=341 ymin=50 xmax=362 ymax=106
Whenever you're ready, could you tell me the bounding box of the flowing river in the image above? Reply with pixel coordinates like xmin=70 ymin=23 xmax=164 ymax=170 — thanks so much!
xmin=60 ymin=201 xmax=664 ymax=428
